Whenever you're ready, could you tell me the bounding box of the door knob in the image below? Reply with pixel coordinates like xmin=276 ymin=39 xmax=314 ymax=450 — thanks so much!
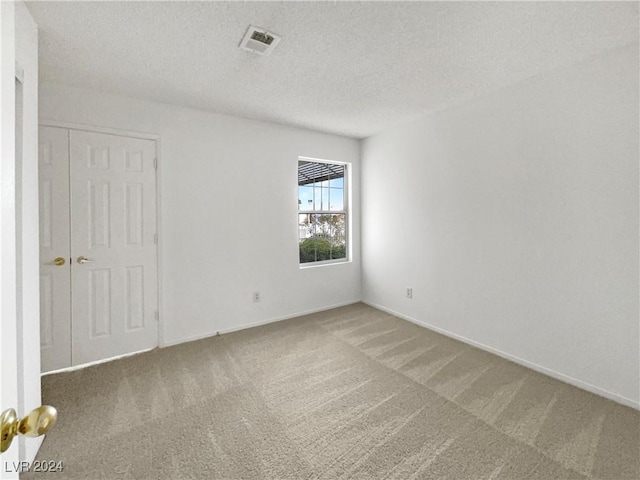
xmin=77 ymin=256 xmax=93 ymax=264
xmin=53 ymin=257 xmax=65 ymax=266
xmin=1 ymin=406 xmax=57 ymax=454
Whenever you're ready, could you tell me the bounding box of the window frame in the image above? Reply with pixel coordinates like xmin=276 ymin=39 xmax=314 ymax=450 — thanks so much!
xmin=297 ymin=156 xmax=350 ymax=268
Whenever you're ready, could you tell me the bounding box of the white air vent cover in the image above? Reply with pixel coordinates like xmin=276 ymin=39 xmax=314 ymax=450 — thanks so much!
xmin=239 ymin=25 xmax=281 ymax=56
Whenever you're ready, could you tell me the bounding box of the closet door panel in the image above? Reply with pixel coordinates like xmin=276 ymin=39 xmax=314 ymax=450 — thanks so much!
xmin=69 ymin=130 xmax=158 ymax=365
xmin=39 ymin=126 xmax=71 ymax=372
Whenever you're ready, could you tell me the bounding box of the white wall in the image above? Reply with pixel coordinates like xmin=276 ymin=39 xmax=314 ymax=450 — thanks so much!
xmin=361 ymin=44 xmax=639 ymax=407
xmin=39 ymin=83 xmax=361 ymax=346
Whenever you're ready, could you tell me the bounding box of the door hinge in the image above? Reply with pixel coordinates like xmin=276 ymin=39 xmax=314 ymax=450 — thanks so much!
xmin=155 ymin=310 xmax=159 ymax=321
xmin=154 ymin=233 xmax=158 ymax=245
xmin=153 ymin=157 xmax=158 ymax=169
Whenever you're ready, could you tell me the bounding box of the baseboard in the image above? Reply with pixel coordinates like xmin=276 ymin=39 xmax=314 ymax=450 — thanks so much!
xmin=162 ymin=299 xmax=363 ymax=347
xmin=41 ymin=302 xmax=362 ymax=374
xmin=362 ymin=300 xmax=640 ymax=411
xmin=41 ymin=347 xmax=155 ymax=376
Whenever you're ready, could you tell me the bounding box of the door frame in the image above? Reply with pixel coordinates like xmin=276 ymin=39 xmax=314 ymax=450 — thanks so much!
xmin=1 ymin=2 xmax=20 ymax=474
xmin=4 ymin=0 xmax=45 ymax=472
xmin=39 ymin=120 xmax=166 ymax=351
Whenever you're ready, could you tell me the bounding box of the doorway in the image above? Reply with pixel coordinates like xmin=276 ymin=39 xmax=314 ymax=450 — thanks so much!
xmin=39 ymin=126 xmax=159 ymax=372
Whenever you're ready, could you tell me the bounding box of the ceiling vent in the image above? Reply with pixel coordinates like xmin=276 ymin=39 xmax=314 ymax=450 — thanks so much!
xmin=239 ymin=25 xmax=281 ymax=56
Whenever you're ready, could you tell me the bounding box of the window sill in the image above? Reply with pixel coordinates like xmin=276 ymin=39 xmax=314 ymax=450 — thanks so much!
xmin=299 ymin=259 xmax=351 ymax=269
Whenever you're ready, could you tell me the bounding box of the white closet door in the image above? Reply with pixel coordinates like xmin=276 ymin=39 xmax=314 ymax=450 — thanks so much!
xmin=39 ymin=126 xmax=72 ymax=371
xmin=69 ymin=130 xmax=158 ymax=365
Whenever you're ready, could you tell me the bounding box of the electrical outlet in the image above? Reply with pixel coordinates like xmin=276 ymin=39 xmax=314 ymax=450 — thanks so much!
xmin=253 ymin=291 xmax=261 ymax=302
xmin=406 ymin=288 xmax=413 ymax=299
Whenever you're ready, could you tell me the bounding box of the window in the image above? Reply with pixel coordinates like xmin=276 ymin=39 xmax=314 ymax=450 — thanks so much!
xmin=298 ymin=159 xmax=348 ymax=265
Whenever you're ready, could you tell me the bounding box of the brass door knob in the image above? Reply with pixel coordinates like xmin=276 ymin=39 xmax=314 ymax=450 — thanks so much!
xmin=1 ymin=406 xmax=57 ymax=454
xmin=53 ymin=257 xmax=65 ymax=266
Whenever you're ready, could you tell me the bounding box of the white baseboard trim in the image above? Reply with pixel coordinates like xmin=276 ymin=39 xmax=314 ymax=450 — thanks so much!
xmin=41 ymin=348 xmax=155 ymax=376
xmin=162 ymin=299 xmax=363 ymax=347
xmin=362 ymin=300 xmax=640 ymax=411
xmin=41 ymin=301 xmax=362 ymax=374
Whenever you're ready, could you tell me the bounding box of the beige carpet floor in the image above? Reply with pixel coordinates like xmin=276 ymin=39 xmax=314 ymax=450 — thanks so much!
xmin=26 ymin=303 xmax=639 ymax=479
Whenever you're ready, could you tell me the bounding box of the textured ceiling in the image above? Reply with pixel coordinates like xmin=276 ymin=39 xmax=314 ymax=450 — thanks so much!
xmin=26 ymin=1 xmax=638 ymax=138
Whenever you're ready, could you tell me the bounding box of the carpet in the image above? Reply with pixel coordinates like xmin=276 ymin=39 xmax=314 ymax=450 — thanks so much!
xmin=25 ymin=303 xmax=639 ymax=479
